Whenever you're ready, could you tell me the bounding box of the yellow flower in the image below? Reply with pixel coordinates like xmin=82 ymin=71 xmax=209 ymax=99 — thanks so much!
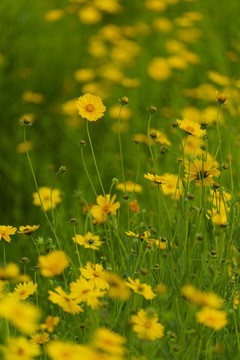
xmin=103 ymin=272 xmax=131 ymax=301
xmin=150 ymin=128 xmax=171 ymax=146
xmin=148 ymin=57 xmax=171 ymax=81
xmin=131 ymin=309 xmax=165 ymax=341
xmin=196 ymin=307 xmax=228 ymax=331
xmin=78 ymin=6 xmax=102 ymax=25
xmin=31 ymin=332 xmax=50 ymax=345
xmin=125 ymin=278 xmax=155 ymax=300
xmin=144 ymin=173 xmax=171 ymax=185
xmin=38 ymin=251 xmax=69 ymax=277
xmin=44 ymin=9 xmax=64 ymax=22
xmin=76 ymin=93 xmax=106 ymax=121
xmin=109 ymin=104 xmax=132 ymax=120
xmin=70 ymin=277 xmax=105 ymax=310
xmin=0 ymin=225 xmax=17 ymax=243
xmin=48 ymin=286 xmax=83 ymax=314
xmin=216 ymin=91 xmax=229 ymax=105
xmin=72 ymin=231 xmax=102 ymax=250
xmin=209 ymin=207 xmax=228 ymax=227
xmin=177 ymin=119 xmax=206 ymax=137
xmin=46 ymin=341 xmax=92 ymax=360
xmin=18 ymin=225 xmax=40 ymax=235
xmin=22 ymin=91 xmax=44 ymax=104
xmin=40 ymin=316 xmax=60 ymax=333
xmin=161 ymin=173 xmax=182 ymax=199
xmin=74 ymin=68 xmax=95 ymax=82
xmin=80 ymin=262 xmax=109 ymax=290
xmin=9 ymin=281 xmax=38 ymax=300
xmin=116 ymin=180 xmax=142 ymax=193
xmin=0 ymin=297 xmax=40 ymax=334
xmin=1 ymin=336 xmax=40 ymax=360
xmin=16 ymin=140 xmax=34 ymax=154
xmin=125 ymin=231 xmax=139 ymax=238
xmin=93 ymin=327 xmax=126 ymax=355
xmin=0 ymin=263 xmax=29 ymax=283
xmin=32 ymin=187 xmax=62 ymax=212
xmin=185 ymin=159 xmax=221 ymax=186
xmin=90 ymin=194 xmax=120 ymax=223
xmin=181 ymin=285 xmax=223 ymax=308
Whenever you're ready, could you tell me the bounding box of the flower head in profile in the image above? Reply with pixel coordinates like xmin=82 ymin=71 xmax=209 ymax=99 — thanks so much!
xmin=216 ymin=91 xmax=229 ymax=105
xmin=131 ymin=309 xmax=165 ymax=341
xmin=38 ymin=251 xmax=69 ymax=277
xmin=185 ymin=159 xmax=220 ymax=186
xmin=103 ymin=272 xmax=131 ymax=301
xmin=76 ymin=93 xmax=106 ymax=121
xmin=18 ymin=225 xmax=40 ymax=235
xmin=0 ymin=226 xmax=17 ymax=243
xmin=33 ymin=187 xmax=62 ymax=212
xmin=116 ymin=180 xmax=142 ymax=193
xmin=196 ymin=307 xmax=228 ymax=331
xmin=144 ymin=173 xmax=171 ymax=185
xmin=177 ymin=119 xmax=206 ymax=138
xmin=90 ymin=194 xmax=120 ymax=224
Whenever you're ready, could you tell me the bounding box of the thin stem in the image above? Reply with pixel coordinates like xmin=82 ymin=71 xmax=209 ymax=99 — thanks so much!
xmin=80 ymin=147 xmax=97 ymax=198
xmin=147 ymin=114 xmax=157 ymax=173
xmin=2 ymin=241 xmax=7 ymax=267
xmin=117 ymin=104 xmax=126 ymax=191
xmin=86 ymin=121 xmax=105 ymax=196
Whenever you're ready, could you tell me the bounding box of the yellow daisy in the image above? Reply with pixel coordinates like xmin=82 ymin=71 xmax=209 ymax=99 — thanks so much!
xmin=76 ymin=93 xmax=106 ymax=121
xmin=177 ymin=119 xmax=206 ymax=138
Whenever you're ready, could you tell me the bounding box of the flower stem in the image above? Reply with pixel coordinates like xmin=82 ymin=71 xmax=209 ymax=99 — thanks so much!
xmin=117 ymin=104 xmax=126 ymax=191
xmin=86 ymin=121 xmax=105 ymax=196
xmin=80 ymin=147 xmax=97 ymax=198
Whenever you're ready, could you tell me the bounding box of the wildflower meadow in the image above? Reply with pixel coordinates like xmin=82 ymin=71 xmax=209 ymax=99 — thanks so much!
xmin=1 ymin=0 xmax=240 ymax=359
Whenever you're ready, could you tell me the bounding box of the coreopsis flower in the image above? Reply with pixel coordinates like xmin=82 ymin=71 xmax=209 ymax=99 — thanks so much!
xmin=1 ymin=336 xmax=40 ymax=360
xmin=18 ymin=225 xmax=40 ymax=235
xmin=185 ymin=159 xmax=221 ymax=186
xmin=129 ymin=200 xmax=140 ymax=213
xmin=216 ymin=91 xmax=229 ymax=105
xmin=161 ymin=173 xmax=182 ymax=199
xmin=31 ymin=332 xmax=50 ymax=345
xmin=0 ymin=297 xmax=40 ymax=334
xmin=144 ymin=173 xmax=171 ymax=185
xmin=46 ymin=341 xmax=92 ymax=360
xmin=149 ymin=128 xmax=171 ymax=145
xmin=90 ymin=194 xmax=120 ymax=223
xmin=177 ymin=119 xmax=206 ymax=138
xmin=208 ymin=207 xmax=228 ymax=227
xmin=32 ymin=187 xmax=62 ymax=212
xmin=70 ymin=277 xmax=105 ymax=309
xmin=181 ymin=285 xmax=223 ymax=308
xmin=130 ymin=309 xmax=165 ymax=341
xmin=116 ymin=180 xmax=143 ymax=193
xmin=234 ymin=292 xmax=239 ymax=310
xmin=0 ymin=263 xmax=29 ymax=283
xmin=38 ymin=251 xmax=69 ymax=277
xmin=44 ymin=9 xmax=64 ymax=22
xmin=125 ymin=231 xmax=139 ymax=238
xmin=48 ymin=286 xmax=83 ymax=314
xmin=80 ymin=262 xmax=109 ymax=290
xmin=154 ymin=283 xmax=168 ymax=295
xmin=125 ymin=278 xmax=155 ymax=300
xmin=40 ymin=316 xmax=60 ymax=333
xmin=148 ymin=57 xmax=171 ymax=81
xmin=103 ymin=272 xmax=131 ymax=301
xmin=93 ymin=328 xmax=126 ymax=356
xmin=22 ymin=91 xmax=44 ymax=104
xmin=9 ymin=281 xmax=38 ymax=300
xmin=76 ymin=93 xmax=106 ymax=121
xmin=196 ymin=307 xmax=228 ymax=331
xmin=72 ymin=231 xmax=102 ymax=250
xmin=0 ymin=225 xmax=17 ymax=243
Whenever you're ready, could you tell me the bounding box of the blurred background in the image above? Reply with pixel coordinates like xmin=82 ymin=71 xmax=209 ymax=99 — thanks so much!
xmin=1 ymin=0 xmax=240 ymax=229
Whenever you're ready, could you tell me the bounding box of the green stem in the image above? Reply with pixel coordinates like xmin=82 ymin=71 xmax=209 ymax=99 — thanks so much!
xmin=86 ymin=121 xmax=105 ymax=196
xmin=80 ymin=147 xmax=97 ymax=198
xmin=147 ymin=114 xmax=157 ymax=173
xmin=117 ymin=104 xmax=126 ymax=190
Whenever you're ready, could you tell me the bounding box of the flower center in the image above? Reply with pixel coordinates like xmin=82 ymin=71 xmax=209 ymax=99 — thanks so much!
xmin=144 ymin=321 xmax=152 ymax=329
xmin=185 ymin=126 xmax=195 ymax=134
xmin=86 ymin=104 xmax=95 ymax=112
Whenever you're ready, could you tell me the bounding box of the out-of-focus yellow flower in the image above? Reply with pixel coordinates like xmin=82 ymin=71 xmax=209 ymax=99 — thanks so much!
xmin=152 ymin=17 xmax=173 ymax=32
xmin=22 ymin=91 xmax=44 ymax=104
xmin=116 ymin=180 xmax=142 ymax=193
xmin=94 ymin=0 xmax=122 ymax=14
xmin=131 ymin=309 xmax=165 ymax=341
xmin=76 ymin=93 xmax=106 ymax=121
xmin=150 ymin=128 xmax=171 ymax=145
xmin=48 ymin=286 xmax=83 ymax=314
xmin=0 ymin=263 xmax=29 ymax=282
xmin=16 ymin=141 xmax=34 ymax=154
xmin=148 ymin=57 xmax=171 ymax=81
xmin=33 ymin=187 xmax=62 ymax=212
xmin=144 ymin=173 xmax=172 ymax=185
xmin=31 ymin=332 xmax=50 ymax=345
xmin=93 ymin=327 xmax=126 ymax=355
xmin=126 ymin=278 xmax=155 ymax=300
xmin=145 ymin=0 xmax=167 ymax=12
xmin=46 ymin=341 xmax=94 ymax=360
xmin=45 ymin=9 xmax=64 ymax=22
xmin=1 ymin=337 xmax=41 ymax=360
xmin=109 ymin=104 xmax=132 ymax=120
xmin=129 ymin=200 xmax=140 ymax=213
xmin=40 ymin=316 xmax=60 ymax=333
xmin=185 ymin=159 xmax=221 ymax=187
xmin=208 ymin=71 xmax=230 ymax=87
xmin=181 ymin=285 xmax=223 ymax=308
xmin=74 ymin=68 xmax=95 ymax=82
xmin=168 ymin=55 xmax=187 ymax=69
xmin=78 ymin=6 xmax=102 ymax=24
xmin=9 ymin=281 xmax=37 ymax=300
xmin=121 ymin=77 xmax=141 ymax=88
xmin=0 ymin=297 xmax=40 ymax=334
xmin=196 ymin=307 xmax=228 ymax=331
xmin=103 ymin=272 xmax=131 ymax=301
xmin=38 ymin=251 xmax=69 ymax=277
